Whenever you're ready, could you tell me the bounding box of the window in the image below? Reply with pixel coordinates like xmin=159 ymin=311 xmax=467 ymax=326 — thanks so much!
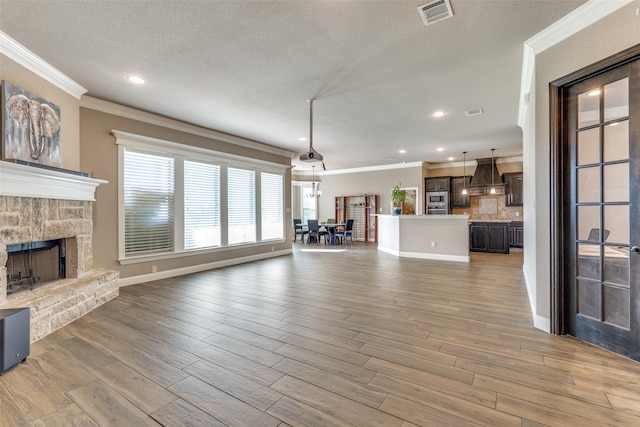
xmin=116 ymin=131 xmax=287 ymax=262
xmin=261 ymin=172 xmax=283 ymax=240
xmin=184 ymin=160 xmax=220 ymax=249
xmin=228 ymin=167 xmax=256 ymax=245
xmin=123 ymin=149 xmax=174 ymax=256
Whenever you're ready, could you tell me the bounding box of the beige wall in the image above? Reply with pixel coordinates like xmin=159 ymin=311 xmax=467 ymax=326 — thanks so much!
xmin=314 ymin=166 xmax=424 ymax=220
xmin=80 ymin=107 xmax=292 ymax=280
xmin=0 ymin=55 xmax=81 ymax=170
xmin=527 ymin=3 xmax=640 ymax=325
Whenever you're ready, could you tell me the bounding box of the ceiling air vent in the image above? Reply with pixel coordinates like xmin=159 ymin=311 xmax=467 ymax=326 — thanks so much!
xmin=465 ymin=108 xmax=484 ymax=117
xmin=417 ymin=0 xmax=454 ymax=27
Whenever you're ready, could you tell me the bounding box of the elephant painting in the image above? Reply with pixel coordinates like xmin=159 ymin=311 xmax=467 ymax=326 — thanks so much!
xmin=2 ymin=81 xmax=62 ymax=167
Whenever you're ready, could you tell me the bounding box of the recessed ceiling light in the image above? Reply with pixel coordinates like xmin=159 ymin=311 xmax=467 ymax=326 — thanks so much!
xmin=448 ymin=157 xmax=455 ymax=161
xmin=399 ymin=149 xmax=406 ymax=154
xmin=298 ymin=137 xmax=307 ymax=141
xmin=587 ymin=89 xmax=600 ymax=97
xmin=433 ymin=111 xmax=446 ymax=118
xmin=436 ymin=147 xmax=444 ymax=152
xmin=127 ymin=76 xmax=145 ymax=85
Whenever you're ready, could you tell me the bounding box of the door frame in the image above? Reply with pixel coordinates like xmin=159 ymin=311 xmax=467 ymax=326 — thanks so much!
xmin=550 ymin=44 xmax=640 ymax=335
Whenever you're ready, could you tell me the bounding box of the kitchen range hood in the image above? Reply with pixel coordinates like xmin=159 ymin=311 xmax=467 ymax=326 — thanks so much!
xmin=466 ymin=157 xmax=506 ymax=195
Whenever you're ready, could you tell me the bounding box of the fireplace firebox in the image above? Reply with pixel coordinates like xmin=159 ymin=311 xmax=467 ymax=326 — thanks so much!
xmin=5 ymin=239 xmax=66 ymax=296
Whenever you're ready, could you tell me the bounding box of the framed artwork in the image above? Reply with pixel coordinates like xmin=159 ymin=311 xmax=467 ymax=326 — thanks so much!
xmin=2 ymin=81 xmax=62 ymax=167
xmin=389 ymin=187 xmax=419 ymax=214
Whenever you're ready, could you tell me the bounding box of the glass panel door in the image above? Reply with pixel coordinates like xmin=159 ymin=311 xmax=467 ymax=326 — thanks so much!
xmin=565 ymin=61 xmax=640 ymax=360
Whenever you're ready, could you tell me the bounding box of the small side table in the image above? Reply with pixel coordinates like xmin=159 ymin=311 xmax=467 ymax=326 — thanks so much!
xmin=0 ymin=307 xmax=30 ymax=375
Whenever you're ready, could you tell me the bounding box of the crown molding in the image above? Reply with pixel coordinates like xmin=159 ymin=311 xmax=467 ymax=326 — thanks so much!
xmin=318 ymin=161 xmax=425 ymax=176
xmin=517 ymin=0 xmax=634 ymax=128
xmin=82 ymin=96 xmax=294 ymax=159
xmin=112 ymin=130 xmax=289 ymax=172
xmin=0 ymin=31 xmax=87 ymax=99
xmin=427 ymin=156 xmax=523 ymax=170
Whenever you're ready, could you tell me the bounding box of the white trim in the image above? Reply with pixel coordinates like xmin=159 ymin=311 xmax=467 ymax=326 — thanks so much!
xmin=0 ymin=160 xmax=106 ymax=201
xmin=517 ymin=0 xmax=634 ymax=128
xmin=377 ymin=245 xmax=470 ymax=263
xmin=319 ymin=161 xmax=425 ymax=176
xmin=522 ymin=262 xmax=550 ymax=332
xmin=526 ymin=0 xmax=634 ymax=55
xmin=118 ymin=239 xmax=286 ymax=265
xmin=517 ymin=44 xmax=535 ymax=128
xmin=112 ymin=130 xmax=289 ymax=172
xmin=118 ymin=249 xmax=292 ymax=286
xmin=0 ymin=31 xmax=87 ymax=99
xmin=428 ymin=156 xmax=524 ymax=170
xmin=82 ymin=96 xmax=294 ymax=159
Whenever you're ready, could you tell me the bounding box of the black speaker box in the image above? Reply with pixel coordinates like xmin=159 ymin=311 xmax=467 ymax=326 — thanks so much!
xmin=0 ymin=307 xmax=30 ymax=375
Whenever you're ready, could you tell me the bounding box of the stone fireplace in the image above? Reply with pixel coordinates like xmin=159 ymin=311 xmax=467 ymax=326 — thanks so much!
xmin=0 ymin=161 xmax=119 ymax=342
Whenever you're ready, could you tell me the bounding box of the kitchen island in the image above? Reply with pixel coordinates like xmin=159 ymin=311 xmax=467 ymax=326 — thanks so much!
xmin=377 ymin=214 xmax=470 ymax=262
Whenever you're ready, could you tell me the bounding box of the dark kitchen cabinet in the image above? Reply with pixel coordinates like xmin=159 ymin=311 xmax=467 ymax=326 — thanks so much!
xmin=469 ymin=222 xmax=509 ymax=254
xmin=450 ymin=176 xmax=471 ymax=208
xmin=426 ymin=177 xmax=450 ymax=192
xmin=509 ymin=221 xmax=524 ymax=248
xmin=503 ymin=173 xmax=523 ymax=206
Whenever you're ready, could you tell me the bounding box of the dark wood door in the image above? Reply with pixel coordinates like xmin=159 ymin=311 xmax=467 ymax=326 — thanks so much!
xmin=563 ymin=59 xmax=640 ymax=360
xmin=451 ymin=177 xmax=471 ymax=208
xmin=504 ymin=173 xmax=523 ymax=206
xmin=469 ymin=223 xmax=509 ymax=254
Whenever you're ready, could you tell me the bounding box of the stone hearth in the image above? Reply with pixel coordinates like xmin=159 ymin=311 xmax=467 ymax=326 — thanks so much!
xmin=0 ymin=162 xmax=118 ymax=342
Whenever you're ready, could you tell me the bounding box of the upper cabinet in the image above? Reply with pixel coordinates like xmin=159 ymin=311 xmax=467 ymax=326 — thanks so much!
xmin=503 ymin=173 xmax=523 ymax=206
xmin=450 ymin=176 xmax=471 ymax=208
xmin=426 ymin=177 xmax=450 ymax=192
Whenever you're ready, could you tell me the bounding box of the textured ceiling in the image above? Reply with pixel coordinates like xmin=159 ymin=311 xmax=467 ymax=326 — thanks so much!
xmin=0 ymin=0 xmax=584 ymax=171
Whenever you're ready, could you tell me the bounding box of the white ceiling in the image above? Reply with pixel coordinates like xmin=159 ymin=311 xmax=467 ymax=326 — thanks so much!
xmin=0 ymin=0 xmax=584 ymax=171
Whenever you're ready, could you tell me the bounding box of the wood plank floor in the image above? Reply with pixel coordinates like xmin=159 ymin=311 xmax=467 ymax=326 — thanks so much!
xmin=2 ymin=244 xmax=640 ymax=426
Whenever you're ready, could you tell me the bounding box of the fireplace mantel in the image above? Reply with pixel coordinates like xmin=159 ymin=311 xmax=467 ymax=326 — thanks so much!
xmin=0 ymin=161 xmax=107 ymax=201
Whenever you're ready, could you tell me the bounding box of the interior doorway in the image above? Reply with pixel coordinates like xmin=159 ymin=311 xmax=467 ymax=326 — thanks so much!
xmin=551 ymin=46 xmax=640 ymax=361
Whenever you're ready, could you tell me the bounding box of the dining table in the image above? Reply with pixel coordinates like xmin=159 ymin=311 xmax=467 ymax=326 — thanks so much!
xmin=320 ymin=223 xmax=346 ymax=245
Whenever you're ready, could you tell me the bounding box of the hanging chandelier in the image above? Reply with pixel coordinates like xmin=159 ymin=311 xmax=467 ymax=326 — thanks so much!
xmin=306 ymin=165 xmax=322 ymax=198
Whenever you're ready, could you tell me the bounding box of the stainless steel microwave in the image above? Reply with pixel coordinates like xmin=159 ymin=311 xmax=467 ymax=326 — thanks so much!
xmin=427 ymin=192 xmax=447 ymax=203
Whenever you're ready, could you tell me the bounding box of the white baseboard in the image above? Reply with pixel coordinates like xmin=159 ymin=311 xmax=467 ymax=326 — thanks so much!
xmin=377 ymin=246 xmax=469 ymax=263
xmin=118 ymin=249 xmax=292 ymax=287
xmin=522 ymin=263 xmax=550 ymax=333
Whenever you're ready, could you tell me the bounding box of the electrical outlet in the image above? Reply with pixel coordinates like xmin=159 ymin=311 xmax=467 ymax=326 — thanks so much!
xmin=431 ymin=241 xmax=436 ymax=247
xmin=516 ymin=212 xmax=520 ymax=217
xmin=152 ymin=265 xmax=157 ymax=273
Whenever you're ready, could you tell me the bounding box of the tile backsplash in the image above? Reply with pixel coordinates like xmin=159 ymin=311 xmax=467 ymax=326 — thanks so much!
xmin=451 ymin=195 xmax=523 ymax=221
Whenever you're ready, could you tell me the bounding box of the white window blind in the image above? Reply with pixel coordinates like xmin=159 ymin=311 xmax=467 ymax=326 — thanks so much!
xmin=228 ymin=167 xmax=256 ymax=244
xmin=124 ymin=149 xmax=175 ymax=256
xmin=261 ymin=172 xmax=283 ymax=241
xmin=184 ymin=160 xmax=220 ymax=249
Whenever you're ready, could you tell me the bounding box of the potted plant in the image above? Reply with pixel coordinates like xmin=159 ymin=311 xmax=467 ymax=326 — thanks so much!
xmin=391 ymin=184 xmax=406 ymax=215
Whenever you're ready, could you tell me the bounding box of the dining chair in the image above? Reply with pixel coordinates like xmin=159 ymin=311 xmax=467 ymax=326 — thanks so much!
xmin=587 ymin=228 xmax=610 ymax=242
xmin=293 ymin=218 xmax=308 ymax=243
xmin=307 ymin=219 xmax=328 ymax=245
xmin=334 ymin=219 xmax=354 ymax=246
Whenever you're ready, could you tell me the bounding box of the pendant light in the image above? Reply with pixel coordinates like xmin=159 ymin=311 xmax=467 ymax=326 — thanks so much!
xmin=489 ymin=148 xmax=496 ymax=194
xmin=461 ymin=151 xmax=468 ymax=195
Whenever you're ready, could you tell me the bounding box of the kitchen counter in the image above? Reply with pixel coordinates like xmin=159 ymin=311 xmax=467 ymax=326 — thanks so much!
xmin=377 ymin=214 xmax=469 ymax=262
